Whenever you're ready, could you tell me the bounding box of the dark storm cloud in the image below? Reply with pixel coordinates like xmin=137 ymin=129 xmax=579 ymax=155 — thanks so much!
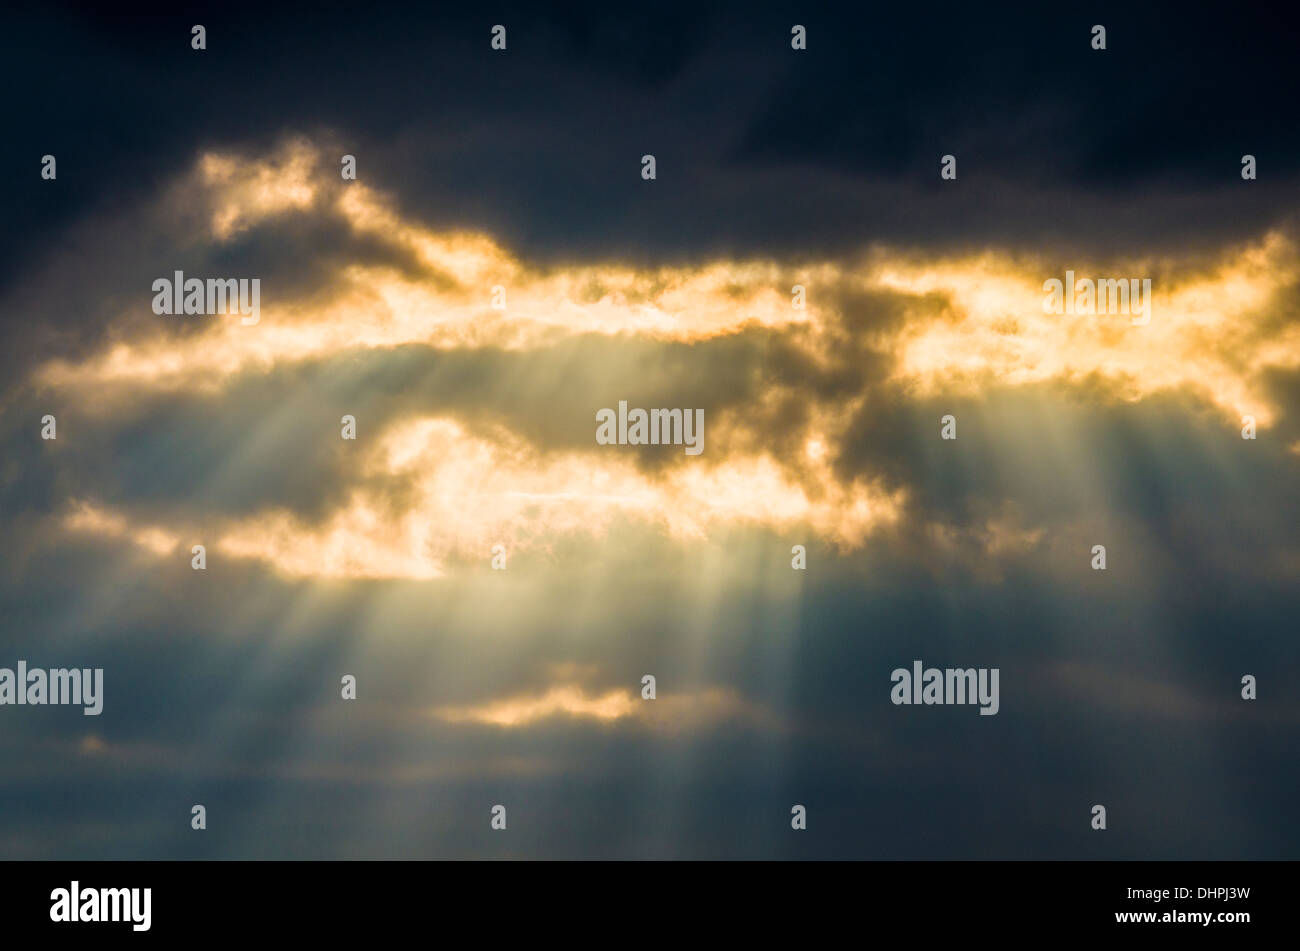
xmin=1 ymin=0 xmax=1298 ymax=862
xmin=5 ymin=0 xmax=1299 ymax=303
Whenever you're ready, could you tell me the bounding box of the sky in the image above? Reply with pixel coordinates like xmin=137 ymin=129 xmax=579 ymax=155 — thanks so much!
xmin=1 ymin=1 xmax=1298 ymax=859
